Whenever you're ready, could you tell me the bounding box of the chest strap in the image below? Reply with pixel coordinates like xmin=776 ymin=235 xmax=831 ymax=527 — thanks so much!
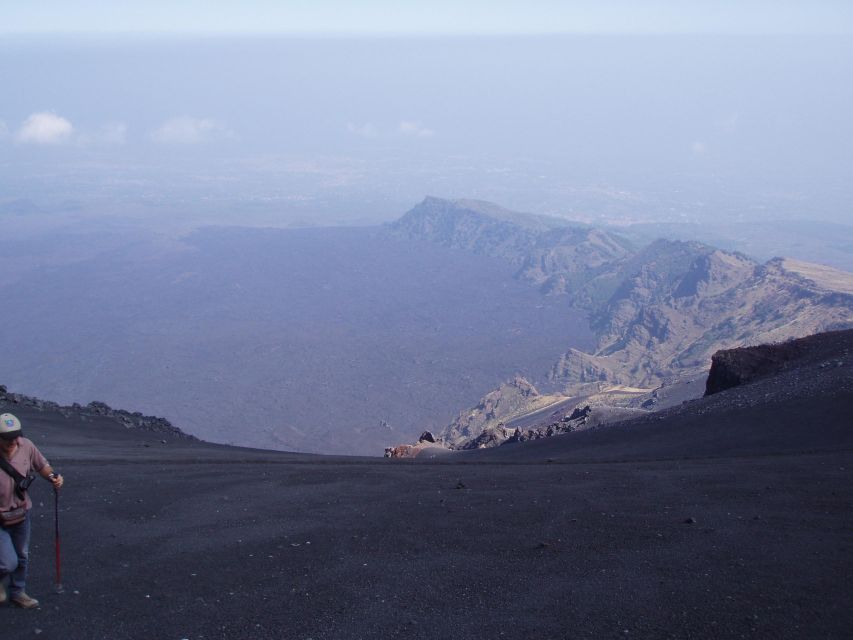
xmin=0 ymin=456 xmax=35 ymax=501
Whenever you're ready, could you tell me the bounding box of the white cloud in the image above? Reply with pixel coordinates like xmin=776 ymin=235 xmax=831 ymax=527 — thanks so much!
xmin=17 ymin=112 xmax=74 ymax=145
xmin=398 ymin=121 xmax=434 ymax=138
xmin=691 ymin=141 xmax=706 ymax=155
xmin=347 ymin=122 xmax=379 ymax=138
xmin=151 ymin=116 xmax=231 ymax=144
xmin=77 ymin=122 xmax=128 ymax=146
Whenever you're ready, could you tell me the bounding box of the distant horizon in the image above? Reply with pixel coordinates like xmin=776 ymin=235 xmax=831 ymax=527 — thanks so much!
xmin=5 ymin=31 xmax=852 ymax=40
xmin=3 ymin=1 xmax=852 ymax=36
xmin=2 ymin=20 xmax=851 ymax=271
xmin=6 ymin=30 xmax=853 ymax=38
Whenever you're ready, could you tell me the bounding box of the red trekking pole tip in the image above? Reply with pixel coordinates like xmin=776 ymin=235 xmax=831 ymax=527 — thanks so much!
xmin=53 ymin=485 xmax=64 ymax=594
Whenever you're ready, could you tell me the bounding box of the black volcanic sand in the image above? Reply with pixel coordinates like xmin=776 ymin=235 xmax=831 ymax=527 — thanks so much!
xmin=4 ymin=366 xmax=852 ymax=639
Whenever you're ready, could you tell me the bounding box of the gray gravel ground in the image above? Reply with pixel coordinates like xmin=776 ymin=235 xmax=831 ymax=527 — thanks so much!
xmin=5 ymin=455 xmax=851 ymax=638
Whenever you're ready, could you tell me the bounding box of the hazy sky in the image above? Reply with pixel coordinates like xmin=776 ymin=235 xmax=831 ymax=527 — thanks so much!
xmin=1 ymin=3 xmax=852 ymax=263
xmin=2 ymin=1 xmax=852 ymax=35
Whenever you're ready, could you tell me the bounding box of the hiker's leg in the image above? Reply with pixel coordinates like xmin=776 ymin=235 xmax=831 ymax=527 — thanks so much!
xmin=0 ymin=524 xmax=19 ymax=592
xmin=7 ymin=513 xmax=30 ymax=596
xmin=0 ymin=525 xmax=18 ymax=573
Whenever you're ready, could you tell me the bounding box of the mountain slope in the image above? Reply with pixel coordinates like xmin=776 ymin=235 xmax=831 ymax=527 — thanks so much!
xmin=392 ymin=196 xmax=635 ymax=307
xmin=3 ymin=337 xmax=851 ymax=639
xmin=555 ymin=252 xmax=853 ymax=391
xmin=390 ymin=198 xmax=853 ymax=452
xmin=6 ymin=331 xmax=853 ymax=640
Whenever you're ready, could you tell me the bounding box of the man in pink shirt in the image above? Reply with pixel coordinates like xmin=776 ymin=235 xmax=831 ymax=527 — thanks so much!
xmin=0 ymin=413 xmax=64 ymax=609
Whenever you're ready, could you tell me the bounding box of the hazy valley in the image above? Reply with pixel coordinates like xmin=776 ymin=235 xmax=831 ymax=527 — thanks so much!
xmin=0 ymin=218 xmax=592 ymax=454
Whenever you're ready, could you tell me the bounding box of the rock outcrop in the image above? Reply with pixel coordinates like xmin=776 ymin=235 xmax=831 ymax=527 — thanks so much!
xmin=384 ymin=430 xmax=450 ymax=458
xmin=504 ymin=405 xmax=646 ymax=445
xmin=705 ymin=329 xmax=853 ymax=396
xmin=440 ymin=376 xmax=559 ymax=448
xmin=0 ymin=385 xmax=196 ymax=440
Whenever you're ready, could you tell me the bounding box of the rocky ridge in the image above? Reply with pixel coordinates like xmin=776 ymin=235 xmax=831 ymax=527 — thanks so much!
xmin=0 ymin=384 xmax=196 ymax=440
xmin=391 ymin=196 xmax=635 ymax=308
xmin=388 ymin=198 xmax=853 ymax=454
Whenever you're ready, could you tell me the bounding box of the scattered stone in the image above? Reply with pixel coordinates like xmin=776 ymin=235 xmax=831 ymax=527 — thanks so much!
xmin=684 ymin=517 xmax=697 ymax=524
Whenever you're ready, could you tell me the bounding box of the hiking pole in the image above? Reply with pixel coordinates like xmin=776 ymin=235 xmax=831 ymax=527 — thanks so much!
xmin=53 ymin=485 xmax=63 ymax=594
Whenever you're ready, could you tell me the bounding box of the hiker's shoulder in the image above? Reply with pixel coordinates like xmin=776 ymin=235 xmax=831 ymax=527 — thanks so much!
xmin=18 ymin=437 xmax=43 ymax=456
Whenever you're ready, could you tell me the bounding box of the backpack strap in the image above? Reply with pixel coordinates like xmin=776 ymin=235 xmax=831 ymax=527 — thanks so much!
xmin=0 ymin=455 xmax=31 ymax=500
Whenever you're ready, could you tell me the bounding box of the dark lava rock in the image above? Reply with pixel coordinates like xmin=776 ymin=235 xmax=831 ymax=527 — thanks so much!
xmin=563 ymin=405 xmax=592 ymax=422
xmin=705 ymin=329 xmax=853 ymax=396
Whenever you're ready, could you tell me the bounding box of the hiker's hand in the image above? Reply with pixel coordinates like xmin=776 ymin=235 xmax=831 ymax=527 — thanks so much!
xmin=50 ymin=474 xmax=64 ymax=489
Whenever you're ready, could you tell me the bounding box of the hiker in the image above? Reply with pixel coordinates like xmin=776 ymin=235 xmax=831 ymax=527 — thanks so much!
xmin=0 ymin=413 xmax=64 ymax=609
